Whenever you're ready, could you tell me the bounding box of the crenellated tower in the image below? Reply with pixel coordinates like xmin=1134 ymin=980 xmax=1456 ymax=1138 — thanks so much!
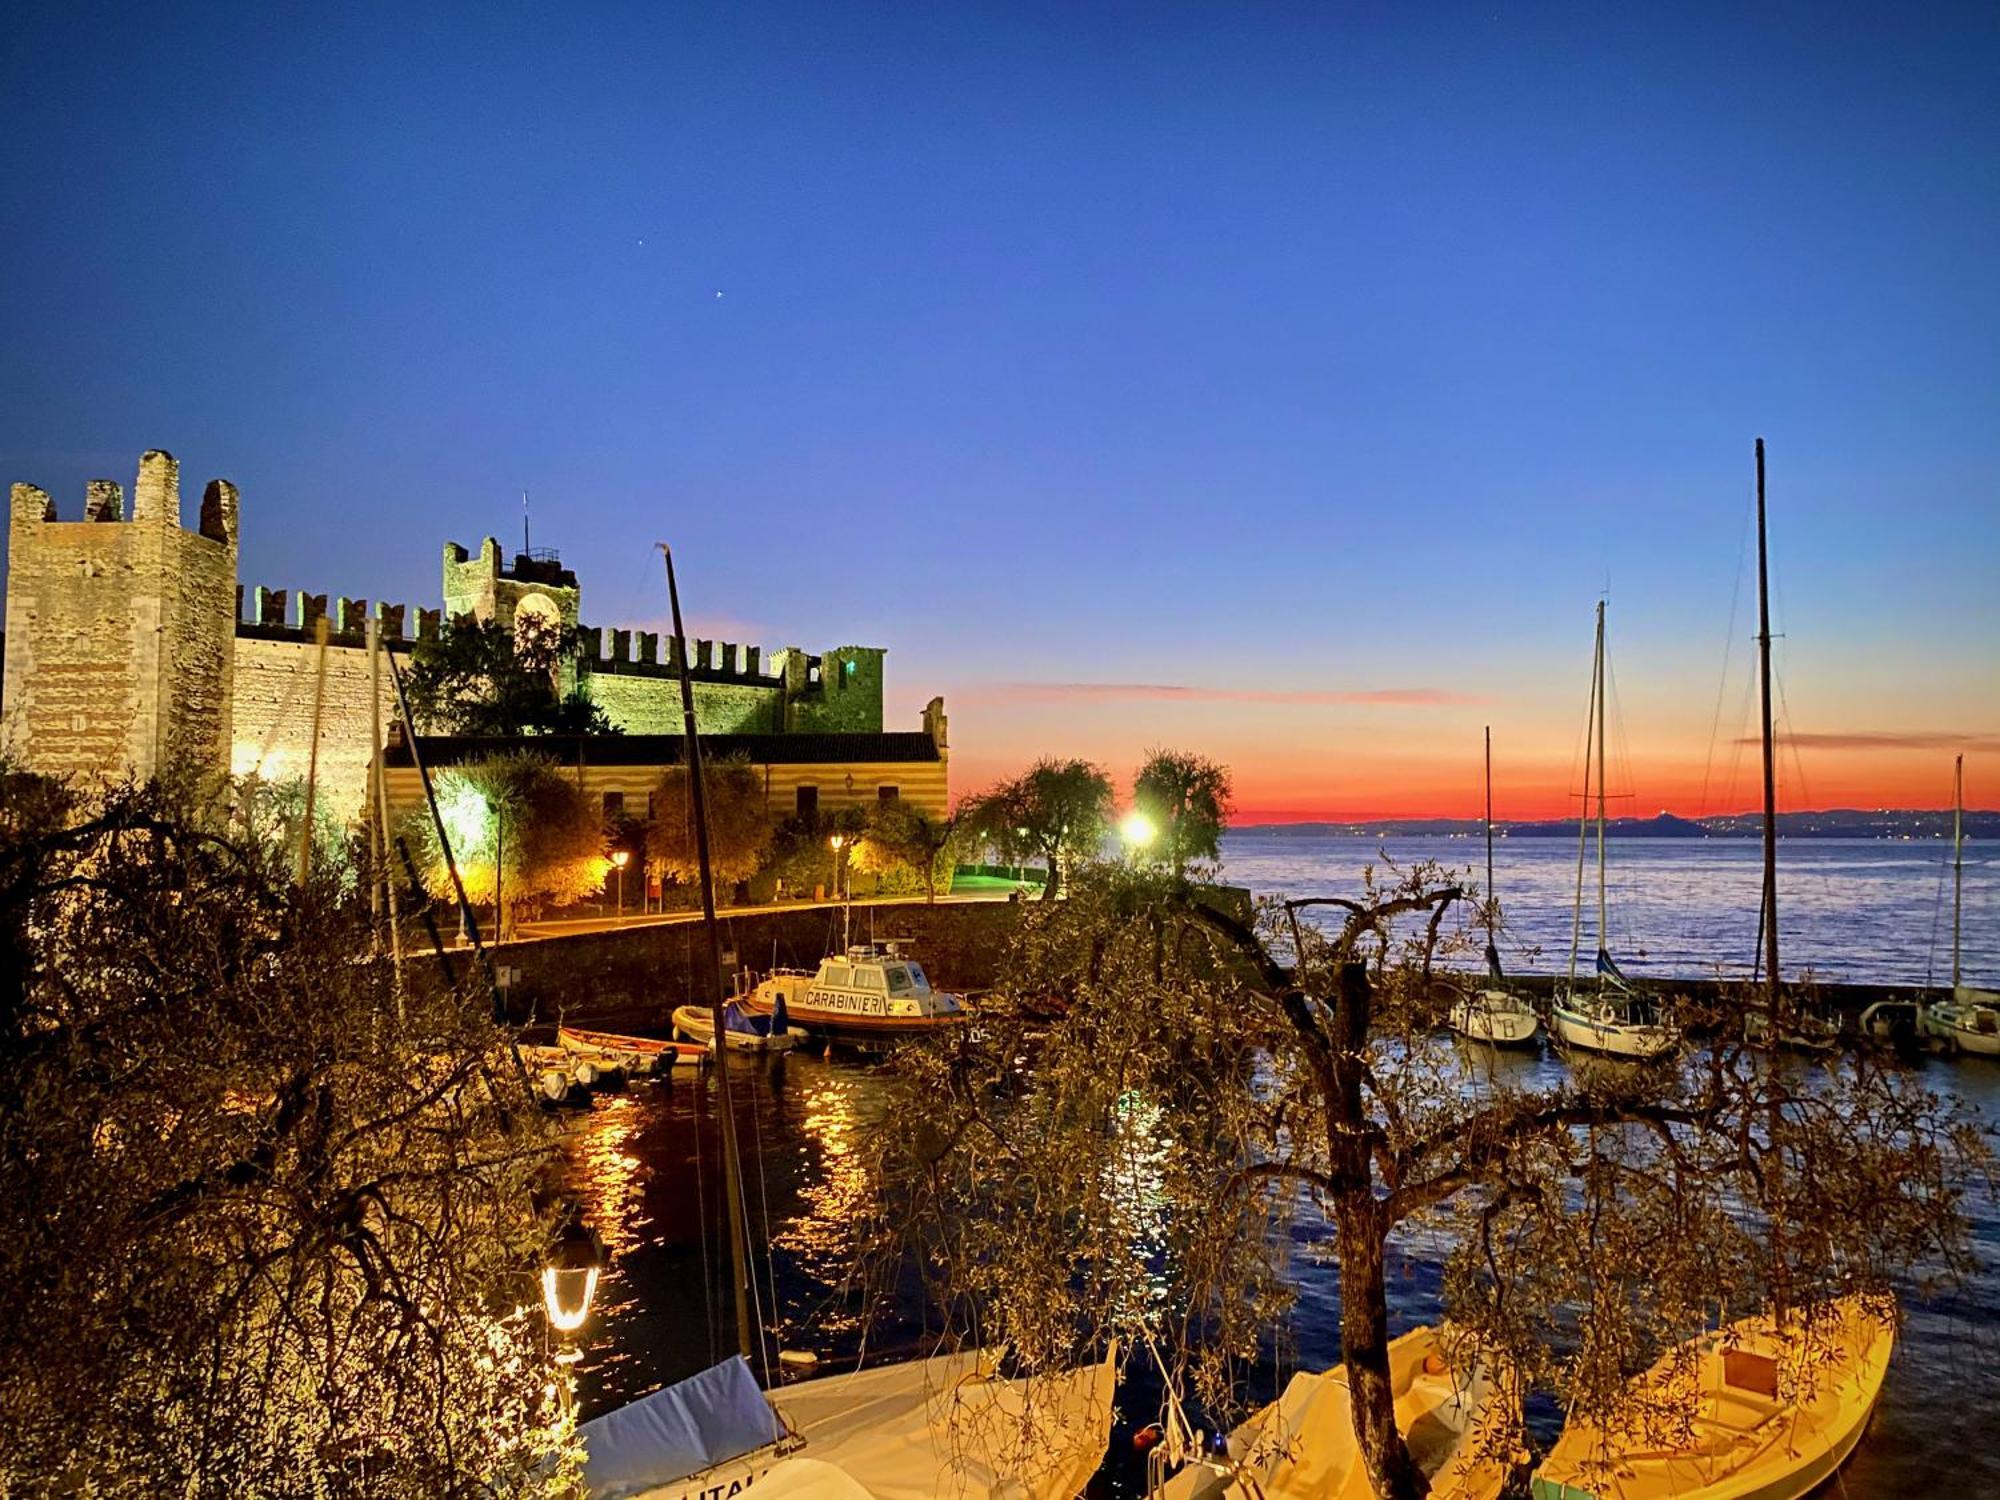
xmin=3 ymin=450 xmax=238 ymax=781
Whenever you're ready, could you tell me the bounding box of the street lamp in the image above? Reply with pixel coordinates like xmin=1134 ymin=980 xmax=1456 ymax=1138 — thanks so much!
xmin=542 ymin=1217 xmax=606 ymax=1335
xmin=1120 ymin=810 xmax=1158 ymax=860
xmin=611 ymin=849 xmax=630 ymax=921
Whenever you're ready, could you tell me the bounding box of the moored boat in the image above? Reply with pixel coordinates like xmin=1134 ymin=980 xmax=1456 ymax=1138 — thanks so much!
xmin=558 ymin=1025 xmax=708 ymax=1074
xmin=1921 ymin=756 xmax=1999 ymax=1057
xmin=739 ymin=943 xmax=969 ymax=1050
xmin=1449 ymin=728 xmax=1541 ymax=1049
xmin=673 ymin=998 xmax=802 ymax=1053
xmin=1531 ymin=1293 xmax=1895 ymax=1500
xmin=1157 ymin=1324 xmax=1513 ymax=1500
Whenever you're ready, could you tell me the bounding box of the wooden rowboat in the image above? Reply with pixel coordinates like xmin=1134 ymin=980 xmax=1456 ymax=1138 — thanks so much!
xmin=557 ymin=1025 xmax=706 ymax=1073
xmin=1532 ymin=1293 xmax=1894 ymax=1500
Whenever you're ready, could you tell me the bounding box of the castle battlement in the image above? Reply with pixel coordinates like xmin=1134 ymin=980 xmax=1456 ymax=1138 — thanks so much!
xmin=234 ymin=585 xmax=440 ymax=646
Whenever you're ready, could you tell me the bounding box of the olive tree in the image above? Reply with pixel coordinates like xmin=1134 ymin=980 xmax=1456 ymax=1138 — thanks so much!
xmin=1131 ymin=747 xmax=1233 ymax=878
xmin=854 ymin=805 xmax=963 ymax=903
xmin=864 ymin=863 xmax=1987 ymax=1499
xmin=0 ymin=771 xmax=579 ymax=1496
xmin=961 ymin=758 xmax=1113 ymax=900
xmin=647 ymin=753 xmax=774 ymax=891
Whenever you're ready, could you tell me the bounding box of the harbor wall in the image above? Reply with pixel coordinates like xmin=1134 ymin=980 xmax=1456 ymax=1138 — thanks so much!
xmin=479 ymin=899 xmax=1025 ymax=1028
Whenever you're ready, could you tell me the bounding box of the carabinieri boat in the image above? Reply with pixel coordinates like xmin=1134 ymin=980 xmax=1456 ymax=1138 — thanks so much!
xmin=738 ymin=942 xmax=969 ymax=1050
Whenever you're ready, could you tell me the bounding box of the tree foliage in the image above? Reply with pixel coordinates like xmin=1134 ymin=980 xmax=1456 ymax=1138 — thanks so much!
xmin=961 ymin=758 xmax=1113 ymax=899
xmin=1132 ymin=747 xmax=1233 ymax=877
xmin=853 ymin=805 xmax=963 ymax=902
xmin=647 ymin=754 xmax=774 ymax=889
xmin=863 ymin=863 xmax=1989 ymax=1499
xmin=402 ymin=617 xmax=615 ymax=737
xmin=0 ymin=772 xmax=578 ymax=1496
xmin=402 ymin=754 xmax=608 ymax=927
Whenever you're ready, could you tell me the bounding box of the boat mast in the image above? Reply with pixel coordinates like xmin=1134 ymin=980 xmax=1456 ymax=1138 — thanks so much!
xmin=1567 ymin=615 xmax=1600 ymax=987
xmin=1485 ymin=726 xmax=1500 ymax=977
xmin=1755 ymin=438 xmax=1781 ymax=1015
xmin=1954 ymin=754 xmax=1964 ymax=989
xmin=1595 ymin=600 xmax=1608 ymax=964
xmin=662 ymin=544 xmax=756 ymax=1364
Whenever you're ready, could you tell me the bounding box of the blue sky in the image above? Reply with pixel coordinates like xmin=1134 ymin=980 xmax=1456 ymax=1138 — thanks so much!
xmin=4 ymin=1 xmax=1995 ymax=815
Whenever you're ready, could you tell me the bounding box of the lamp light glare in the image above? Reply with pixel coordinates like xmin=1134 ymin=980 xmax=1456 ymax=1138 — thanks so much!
xmin=1120 ymin=811 xmax=1159 ymax=849
xmin=541 ymin=1266 xmax=599 ymax=1334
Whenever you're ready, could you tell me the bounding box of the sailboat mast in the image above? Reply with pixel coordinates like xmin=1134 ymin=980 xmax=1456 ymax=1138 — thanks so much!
xmin=1755 ymin=438 xmax=1781 ymax=1013
xmin=1484 ymin=725 xmax=1496 ymax=949
xmin=1567 ymin=618 xmax=1600 ymax=986
xmin=1595 ymin=600 xmax=1608 ymax=956
xmin=1954 ymin=754 xmax=1964 ymax=989
xmin=662 ymin=544 xmax=755 ymax=1364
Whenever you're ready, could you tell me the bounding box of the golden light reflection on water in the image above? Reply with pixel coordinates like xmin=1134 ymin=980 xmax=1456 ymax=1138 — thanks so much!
xmin=556 ymin=1094 xmax=654 ymax=1369
xmin=772 ymin=1071 xmax=878 ymax=1336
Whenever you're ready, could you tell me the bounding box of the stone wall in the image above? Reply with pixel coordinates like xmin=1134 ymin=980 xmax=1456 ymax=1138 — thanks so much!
xmin=783 ymin=645 xmax=885 ymax=733
xmin=579 ymin=668 xmax=780 ymax=734
xmin=2 ymin=451 xmax=236 ymax=781
xmin=470 ymin=898 xmax=1022 ymax=1026
xmin=231 ymin=635 xmax=398 ymax=825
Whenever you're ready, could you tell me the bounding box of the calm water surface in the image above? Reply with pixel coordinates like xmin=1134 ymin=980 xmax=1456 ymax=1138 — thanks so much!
xmin=561 ymin=837 xmax=2000 ymax=1496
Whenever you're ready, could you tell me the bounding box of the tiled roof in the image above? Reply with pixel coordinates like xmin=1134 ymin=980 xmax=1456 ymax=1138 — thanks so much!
xmin=385 ymin=732 xmax=941 ymax=768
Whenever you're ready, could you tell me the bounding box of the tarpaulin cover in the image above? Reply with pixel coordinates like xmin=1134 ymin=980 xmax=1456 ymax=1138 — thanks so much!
xmin=580 ymin=1355 xmax=785 ymax=1499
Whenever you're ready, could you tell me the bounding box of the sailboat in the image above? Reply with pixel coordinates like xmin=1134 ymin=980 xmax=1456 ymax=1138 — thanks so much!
xmin=1549 ymin=602 xmax=1678 ymax=1061
xmin=1737 ymin=442 xmax=1839 ymax=1055
xmin=1922 ymin=755 xmax=2000 ymax=1057
xmin=1449 ymin=728 xmax=1540 ymax=1046
xmin=577 ymin=547 xmax=1117 ymax=1499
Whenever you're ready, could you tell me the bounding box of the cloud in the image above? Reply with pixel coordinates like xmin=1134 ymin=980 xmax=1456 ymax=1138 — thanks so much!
xmin=977 ymin=681 xmax=1482 ymax=707
xmin=1736 ymin=731 xmax=2000 ymax=752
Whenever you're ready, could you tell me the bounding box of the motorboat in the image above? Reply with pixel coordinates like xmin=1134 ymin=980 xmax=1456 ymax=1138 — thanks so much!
xmin=1531 ymin=1294 xmax=1894 ymax=1500
xmin=738 ymin=943 xmax=969 ymax=1050
xmin=673 ymin=998 xmax=802 ymax=1053
xmin=1155 ymin=1324 xmax=1513 ymax=1500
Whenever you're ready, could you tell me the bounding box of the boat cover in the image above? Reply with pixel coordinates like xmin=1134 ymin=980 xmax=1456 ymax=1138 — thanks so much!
xmin=724 ymin=1001 xmax=778 ymax=1038
xmin=580 ymin=1354 xmax=786 ymax=1499
xmin=610 ymin=1346 xmax=1117 ymax=1500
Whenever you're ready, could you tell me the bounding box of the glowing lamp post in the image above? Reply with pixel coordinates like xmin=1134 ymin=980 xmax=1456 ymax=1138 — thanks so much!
xmin=542 ymin=1218 xmax=606 ymax=1336
xmin=611 ymin=849 xmax=630 ymax=921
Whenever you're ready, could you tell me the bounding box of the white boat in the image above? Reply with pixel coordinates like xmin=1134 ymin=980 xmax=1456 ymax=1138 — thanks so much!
xmin=1450 ymin=728 xmax=1540 ymax=1048
xmin=1922 ymin=756 xmax=2000 ymax=1057
xmin=1551 ymin=602 xmax=1680 ymax=1062
xmin=1531 ymin=1294 xmax=1894 ymax=1500
xmin=740 ymin=943 xmax=969 ymax=1051
xmin=579 ymin=1345 xmax=1117 ymax=1500
xmin=1156 ymin=1324 xmax=1512 ymax=1500
xmin=673 ymin=998 xmax=802 ymax=1053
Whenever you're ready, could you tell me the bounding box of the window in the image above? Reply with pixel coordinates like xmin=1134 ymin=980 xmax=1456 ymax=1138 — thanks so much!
xmin=904 ymin=962 xmax=929 ymax=991
xmin=602 ymin=791 xmax=625 ymax=814
xmin=795 ymin=785 xmax=819 ymax=819
xmin=822 ymin=963 xmax=850 ymax=988
xmin=645 ymin=792 xmax=656 ymax=818
xmin=877 ymin=785 xmax=900 ymax=805
xmin=885 ymin=966 xmax=911 ymax=993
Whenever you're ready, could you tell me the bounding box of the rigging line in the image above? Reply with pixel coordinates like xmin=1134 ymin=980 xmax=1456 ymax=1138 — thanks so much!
xmin=691 ymin=1060 xmax=718 ymax=1367
xmin=1697 ymin=485 xmax=1758 ymax=819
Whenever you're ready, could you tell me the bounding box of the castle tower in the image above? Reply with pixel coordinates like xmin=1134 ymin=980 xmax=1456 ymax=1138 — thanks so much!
xmin=441 ymin=537 xmax=580 ymax=632
xmin=3 ymin=450 xmax=238 ymax=782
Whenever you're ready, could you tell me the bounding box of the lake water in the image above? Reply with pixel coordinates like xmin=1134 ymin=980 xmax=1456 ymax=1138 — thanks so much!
xmin=560 ymin=835 xmax=2000 ymax=1497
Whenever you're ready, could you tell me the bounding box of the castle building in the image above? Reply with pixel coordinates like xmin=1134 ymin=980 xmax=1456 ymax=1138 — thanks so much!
xmin=4 ymin=451 xmax=948 ymax=824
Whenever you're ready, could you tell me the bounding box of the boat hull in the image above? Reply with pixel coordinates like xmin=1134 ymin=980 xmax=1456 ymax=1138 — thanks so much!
xmin=1532 ymin=1295 xmax=1894 ymax=1500
xmin=671 ymin=1004 xmax=802 ymax=1053
xmin=1450 ymin=990 xmax=1540 ymax=1046
xmin=557 ymin=1025 xmax=707 ymax=1072
xmin=737 ymin=989 xmax=969 ymax=1051
xmin=1550 ymin=1001 xmax=1675 ymax=1060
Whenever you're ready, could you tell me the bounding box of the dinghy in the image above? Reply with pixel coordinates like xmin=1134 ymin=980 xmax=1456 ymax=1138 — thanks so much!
xmin=1157 ymin=1325 xmax=1513 ymax=1500
xmin=580 ymin=1345 xmax=1117 ymax=1500
xmin=1531 ymin=1294 xmax=1894 ymax=1500
xmin=673 ymin=998 xmax=801 ymax=1053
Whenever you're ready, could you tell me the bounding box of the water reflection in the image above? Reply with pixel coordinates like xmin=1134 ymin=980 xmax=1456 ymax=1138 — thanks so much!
xmin=556 ymin=1038 xmax=2000 ymax=1497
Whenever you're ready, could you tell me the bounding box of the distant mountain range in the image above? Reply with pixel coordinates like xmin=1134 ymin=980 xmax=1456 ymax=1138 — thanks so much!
xmin=1230 ymin=809 xmax=2000 ymax=840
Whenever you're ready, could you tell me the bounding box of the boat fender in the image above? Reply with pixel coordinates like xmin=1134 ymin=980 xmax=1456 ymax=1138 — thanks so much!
xmin=1133 ymin=1423 xmax=1164 ymax=1453
xmin=575 ymin=1061 xmax=600 ymax=1088
xmin=778 ymin=1349 xmax=819 ymax=1368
